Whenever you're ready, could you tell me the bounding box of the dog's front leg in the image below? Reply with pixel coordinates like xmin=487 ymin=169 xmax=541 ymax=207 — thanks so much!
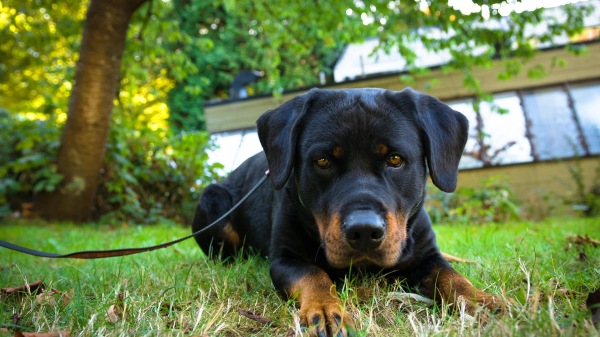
xmin=270 ymin=259 xmax=354 ymax=337
xmin=417 ymin=258 xmax=507 ymax=316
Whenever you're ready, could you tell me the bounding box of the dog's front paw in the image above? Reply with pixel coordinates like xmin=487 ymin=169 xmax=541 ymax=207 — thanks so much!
xmin=298 ymin=298 xmax=354 ymax=337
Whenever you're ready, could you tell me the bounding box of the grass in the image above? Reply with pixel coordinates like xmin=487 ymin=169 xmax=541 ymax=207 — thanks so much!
xmin=1 ymin=217 xmax=599 ymax=336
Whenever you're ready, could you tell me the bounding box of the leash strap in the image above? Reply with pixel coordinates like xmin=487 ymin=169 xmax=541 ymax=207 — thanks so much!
xmin=0 ymin=171 xmax=270 ymax=259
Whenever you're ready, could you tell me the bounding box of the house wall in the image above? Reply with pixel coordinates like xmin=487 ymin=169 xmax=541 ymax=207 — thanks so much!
xmin=204 ymin=43 xmax=600 ymax=203
xmin=204 ymin=42 xmax=600 ymax=133
xmin=452 ymin=156 xmax=599 ymax=204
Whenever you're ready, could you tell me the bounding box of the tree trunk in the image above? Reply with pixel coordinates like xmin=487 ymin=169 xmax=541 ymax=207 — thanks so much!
xmin=36 ymin=0 xmax=148 ymax=222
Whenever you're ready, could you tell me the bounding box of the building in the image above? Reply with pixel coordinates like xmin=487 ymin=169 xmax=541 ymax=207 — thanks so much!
xmin=204 ymin=3 xmax=600 ymax=205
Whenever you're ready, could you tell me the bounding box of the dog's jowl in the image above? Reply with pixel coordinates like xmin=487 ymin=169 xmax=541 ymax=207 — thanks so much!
xmin=192 ymin=88 xmax=506 ymax=336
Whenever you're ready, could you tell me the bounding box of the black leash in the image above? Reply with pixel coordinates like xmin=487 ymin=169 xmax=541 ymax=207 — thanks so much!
xmin=0 ymin=171 xmax=270 ymax=259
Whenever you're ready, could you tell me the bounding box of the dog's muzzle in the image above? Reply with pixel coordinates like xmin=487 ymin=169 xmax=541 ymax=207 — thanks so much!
xmin=342 ymin=210 xmax=385 ymax=252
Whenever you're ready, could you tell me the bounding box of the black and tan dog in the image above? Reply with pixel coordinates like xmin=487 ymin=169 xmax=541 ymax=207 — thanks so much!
xmin=192 ymin=88 xmax=505 ymax=336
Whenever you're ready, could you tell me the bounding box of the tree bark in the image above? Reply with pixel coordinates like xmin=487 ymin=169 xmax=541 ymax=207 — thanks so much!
xmin=36 ymin=0 xmax=148 ymax=222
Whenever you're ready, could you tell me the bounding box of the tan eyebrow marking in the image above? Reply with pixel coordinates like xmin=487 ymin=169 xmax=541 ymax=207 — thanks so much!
xmin=375 ymin=144 xmax=388 ymax=156
xmin=333 ymin=146 xmax=343 ymax=159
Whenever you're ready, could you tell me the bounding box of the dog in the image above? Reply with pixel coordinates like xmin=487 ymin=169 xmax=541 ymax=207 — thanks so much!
xmin=192 ymin=87 xmax=505 ymax=336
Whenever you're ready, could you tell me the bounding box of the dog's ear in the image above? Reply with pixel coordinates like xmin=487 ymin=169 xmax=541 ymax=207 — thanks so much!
xmin=256 ymin=88 xmax=318 ymax=190
xmin=387 ymin=88 xmax=469 ymax=193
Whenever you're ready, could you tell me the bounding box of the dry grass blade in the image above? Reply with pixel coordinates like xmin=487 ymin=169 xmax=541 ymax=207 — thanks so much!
xmin=236 ymin=309 xmax=281 ymax=328
xmin=441 ymin=252 xmax=476 ymax=264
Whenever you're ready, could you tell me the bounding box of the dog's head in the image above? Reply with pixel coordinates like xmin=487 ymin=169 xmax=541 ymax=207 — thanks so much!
xmin=257 ymin=88 xmax=468 ymax=268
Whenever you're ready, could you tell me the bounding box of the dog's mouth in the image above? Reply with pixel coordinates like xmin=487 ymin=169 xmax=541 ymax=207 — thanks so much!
xmin=315 ymin=212 xmax=407 ymax=269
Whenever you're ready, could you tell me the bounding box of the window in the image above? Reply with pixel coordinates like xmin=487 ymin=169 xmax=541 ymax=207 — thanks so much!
xmin=520 ymin=86 xmax=585 ymax=160
xmin=569 ymin=81 xmax=600 ymax=154
xmin=448 ymin=92 xmax=531 ymax=168
xmin=208 ymin=129 xmax=262 ymax=173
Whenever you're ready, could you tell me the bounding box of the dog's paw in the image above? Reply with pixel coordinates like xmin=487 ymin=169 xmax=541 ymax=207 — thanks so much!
xmin=474 ymin=292 xmax=514 ymax=315
xmin=298 ymin=299 xmax=354 ymax=337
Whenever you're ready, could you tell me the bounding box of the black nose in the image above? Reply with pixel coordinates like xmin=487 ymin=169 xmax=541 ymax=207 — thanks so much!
xmin=343 ymin=210 xmax=385 ymax=252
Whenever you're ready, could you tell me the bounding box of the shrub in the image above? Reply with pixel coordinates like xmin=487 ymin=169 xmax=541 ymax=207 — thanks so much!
xmin=561 ymin=148 xmax=600 ymax=217
xmin=0 ymin=111 xmax=223 ymax=223
xmin=426 ymin=175 xmax=522 ymax=224
xmin=0 ymin=110 xmax=63 ymax=217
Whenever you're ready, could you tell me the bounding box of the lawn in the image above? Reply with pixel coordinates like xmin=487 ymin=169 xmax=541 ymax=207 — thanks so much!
xmin=1 ymin=217 xmax=599 ymax=336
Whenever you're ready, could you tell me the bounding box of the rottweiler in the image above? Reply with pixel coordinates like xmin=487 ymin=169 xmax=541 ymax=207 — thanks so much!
xmin=192 ymin=88 xmax=506 ymax=336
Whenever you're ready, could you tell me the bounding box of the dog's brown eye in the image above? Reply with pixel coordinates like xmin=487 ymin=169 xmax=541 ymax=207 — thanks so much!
xmin=316 ymin=158 xmax=330 ymax=169
xmin=387 ymin=155 xmax=403 ymax=167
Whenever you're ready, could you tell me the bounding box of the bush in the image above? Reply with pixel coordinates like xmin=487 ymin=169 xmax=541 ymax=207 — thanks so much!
xmin=426 ymin=175 xmax=522 ymax=224
xmin=561 ymin=137 xmax=600 ymax=217
xmin=0 ymin=111 xmax=223 ymax=223
xmin=0 ymin=110 xmax=63 ymax=217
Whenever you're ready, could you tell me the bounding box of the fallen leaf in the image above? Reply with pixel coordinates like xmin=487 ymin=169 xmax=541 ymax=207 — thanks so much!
xmin=546 ymin=238 xmax=555 ymax=246
xmin=388 ymin=292 xmax=435 ymax=305
xmin=62 ymin=289 xmax=74 ymax=306
xmin=579 ymin=252 xmax=589 ymax=262
xmin=354 ymin=286 xmax=374 ymax=303
xmin=1 ymin=281 xmax=45 ymax=300
xmin=237 ymin=309 xmax=281 ymax=328
xmin=567 ymin=234 xmax=599 ymax=247
xmin=36 ymin=288 xmax=61 ymax=306
xmin=165 ymin=320 xmax=192 ymax=333
xmin=441 ymin=252 xmax=476 ymax=264
xmin=556 ymin=289 xmax=585 ymax=298
xmin=105 ymin=304 xmax=122 ymax=323
xmin=159 ymin=302 xmax=183 ymax=314
xmin=587 ymin=288 xmax=600 ymax=326
xmin=105 ymin=293 xmax=126 ymax=323
xmin=14 ymin=331 xmax=70 ymax=337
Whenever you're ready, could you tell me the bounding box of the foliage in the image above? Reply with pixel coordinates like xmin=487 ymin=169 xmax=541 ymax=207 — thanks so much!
xmin=165 ymin=0 xmax=348 ymax=131
xmin=0 ymin=0 xmax=86 ymax=116
xmin=561 ymin=138 xmax=600 ymax=217
xmin=427 ymin=175 xmax=522 ymax=224
xmin=0 ymin=111 xmax=63 ymax=217
xmin=0 ymin=110 xmax=223 ymax=223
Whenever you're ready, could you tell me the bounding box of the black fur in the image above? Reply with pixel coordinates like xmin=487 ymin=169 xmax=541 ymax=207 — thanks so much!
xmin=192 ymin=87 xmax=470 ymax=331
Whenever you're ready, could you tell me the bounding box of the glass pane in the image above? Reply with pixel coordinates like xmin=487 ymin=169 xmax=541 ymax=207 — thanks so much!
xmin=479 ymin=92 xmax=532 ymax=164
xmin=208 ymin=129 xmax=263 ymax=173
xmin=570 ymin=81 xmax=600 ymax=154
xmin=521 ymin=86 xmax=584 ymax=160
xmin=448 ymin=92 xmax=532 ymax=168
xmin=447 ymin=99 xmax=483 ymax=170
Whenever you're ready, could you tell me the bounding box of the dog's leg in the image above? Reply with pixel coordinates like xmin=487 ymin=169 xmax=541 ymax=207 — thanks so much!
xmin=271 ymin=260 xmax=354 ymax=337
xmin=418 ymin=258 xmax=507 ymax=316
xmin=191 ymin=184 xmax=241 ymax=259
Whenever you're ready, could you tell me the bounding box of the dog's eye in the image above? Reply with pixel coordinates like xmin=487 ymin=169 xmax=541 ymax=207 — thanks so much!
xmin=387 ymin=155 xmax=403 ymax=167
xmin=316 ymin=158 xmax=330 ymax=169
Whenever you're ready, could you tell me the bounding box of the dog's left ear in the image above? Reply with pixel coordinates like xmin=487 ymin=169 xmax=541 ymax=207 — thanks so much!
xmin=256 ymin=88 xmax=319 ymax=190
xmin=387 ymin=88 xmax=469 ymax=193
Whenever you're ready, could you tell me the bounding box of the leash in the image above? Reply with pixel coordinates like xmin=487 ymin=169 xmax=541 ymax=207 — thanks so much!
xmin=0 ymin=171 xmax=270 ymax=259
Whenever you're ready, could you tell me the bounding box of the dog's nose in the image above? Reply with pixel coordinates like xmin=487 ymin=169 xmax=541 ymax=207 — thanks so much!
xmin=343 ymin=210 xmax=385 ymax=252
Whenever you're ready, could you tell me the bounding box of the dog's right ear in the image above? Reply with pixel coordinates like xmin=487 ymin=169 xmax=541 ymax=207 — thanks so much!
xmin=256 ymin=88 xmax=318 ymax=190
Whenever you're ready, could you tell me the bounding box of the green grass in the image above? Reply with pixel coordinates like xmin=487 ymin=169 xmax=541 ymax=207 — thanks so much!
xmin=1 ymin=217 xmax=599 ymax=336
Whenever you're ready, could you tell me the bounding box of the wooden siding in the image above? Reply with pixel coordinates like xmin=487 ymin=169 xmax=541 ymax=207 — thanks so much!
xmin=452 ymin=156 xmax=599 ymax=203
xmin=205 ymin=43 xmax=600 ymax=133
